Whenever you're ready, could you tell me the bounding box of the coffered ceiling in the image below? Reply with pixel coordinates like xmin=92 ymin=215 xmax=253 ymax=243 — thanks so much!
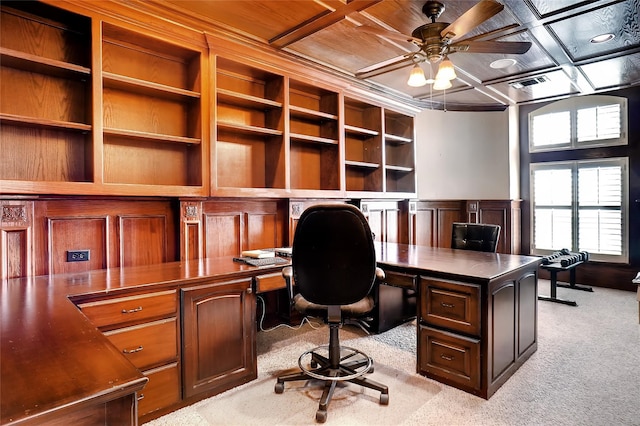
xmin=152 ymin=0 xmax=640 ymax=111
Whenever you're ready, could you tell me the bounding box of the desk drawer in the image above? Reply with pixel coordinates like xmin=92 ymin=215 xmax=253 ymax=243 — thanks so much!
xmin=420 ymin=278 xmax=480 ymax=336
xmin=418 ymin=325 xmax=480 ymax=390
xmin=104 ymin=317 xmax=177 ymax=370
xmin=255 ymin=272 xmax=286 ymax=293
xmin=382 ymin=270 xmax=417 ymax=290
xmin=139 ymin=362 xmax=181 ymax=417
xmin=78 ymin=290 xmax=177 ymax=329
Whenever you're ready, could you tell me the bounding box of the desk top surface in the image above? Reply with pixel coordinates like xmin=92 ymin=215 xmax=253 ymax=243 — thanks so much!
xmin=376 ymin=242 xmax=540 ymax=281
xmin=1 ymin=244 xmax=539 ymax=424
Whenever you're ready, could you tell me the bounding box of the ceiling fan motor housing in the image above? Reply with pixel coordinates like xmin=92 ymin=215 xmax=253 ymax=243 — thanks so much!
xmin=411 ymin=22 xmax=449 ymax=62
xmin=422 ymin=1 xmax=445 ymax=21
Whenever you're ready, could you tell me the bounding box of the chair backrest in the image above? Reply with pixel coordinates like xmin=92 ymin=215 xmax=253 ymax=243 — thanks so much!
xmin=451 ymin=222 xmax=501 ymax=253
xmin=292 ymin=204 xmax=376 ymax=306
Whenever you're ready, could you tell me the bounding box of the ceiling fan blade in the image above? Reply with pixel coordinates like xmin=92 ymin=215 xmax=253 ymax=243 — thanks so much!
xmin=357 ymin=25 xmax=421 ymax=44
xmin=355 ymin=55 xmax=417 ymax=79
xmin=440 ymin=0 xmax=504 ymax=41
xmin=450 ymin=40 xmax=532 ymax=54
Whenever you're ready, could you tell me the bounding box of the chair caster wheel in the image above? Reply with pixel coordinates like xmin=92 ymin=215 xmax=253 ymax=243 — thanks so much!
xmin=380 ymin=393 xmax=389 ymax=405
xmin=368 ymin=366 xmax=374 ymax=373
xmin=274 ymin=382 xmax=284 ymax=394
xmin=316 ymin=409 xmax=327 ymax=423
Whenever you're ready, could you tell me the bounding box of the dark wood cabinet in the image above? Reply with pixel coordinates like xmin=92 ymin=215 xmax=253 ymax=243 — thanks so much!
xmin=181 ymin=277 xmax=257 ymax=399
xmin=417 ymin=269 xmax=538 ymax=398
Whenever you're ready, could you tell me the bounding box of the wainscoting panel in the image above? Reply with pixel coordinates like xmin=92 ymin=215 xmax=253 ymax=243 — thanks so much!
xmin=119 ymin=215 xmax=168 ymax=267
xmin=48 ymin=217 xmax=108 ymax=274
xmin=185 ymin=200 xmax=288 ymax=260
xmin=204 ymin=213 xmax=242 ymax=258
xmin=31 ymin=199 xmax=177 ymax=275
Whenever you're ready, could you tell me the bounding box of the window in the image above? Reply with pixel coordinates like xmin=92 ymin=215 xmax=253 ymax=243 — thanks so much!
xmin=529 ymin=95 xmax=627 ymax=152
xmin=530 ymin=158 xmax=628 ymax=263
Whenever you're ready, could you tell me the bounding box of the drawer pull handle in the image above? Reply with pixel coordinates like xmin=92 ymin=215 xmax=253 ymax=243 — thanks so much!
xmin=138 ymin=394 xmax=145 ymax=401
xmin=122 ymin=306 xmax=143 ymax=314
xmin=440 ymin=302 xmax=455 ymax=308
xmin=123 ymin=345 xmax=144 ymax=354
xmin=440 ymin=354 xmax=454 ymax=361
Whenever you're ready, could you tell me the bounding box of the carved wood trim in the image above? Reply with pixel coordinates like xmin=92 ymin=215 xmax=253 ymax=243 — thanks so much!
xmin=1 ymin=201 xmax=34 ymax=278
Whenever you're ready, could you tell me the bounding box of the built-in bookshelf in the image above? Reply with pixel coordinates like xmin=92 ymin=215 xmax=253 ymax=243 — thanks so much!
xmin=101 ymin=22 xmax=204 ymax=189
xmin=1 ymin=1 xmax=415 ymax=199
xmin=384 ymin=110 xmax=415 ymax=194
xmin=0 ymin=2 xmax=92 ymax=185
xmin=344 ymin=97 xmax=383 ymax=193
xmin=289 ymin=79 xmax=340 ymax=191
xmin=214 ymin=57 xmax=285 ymax=191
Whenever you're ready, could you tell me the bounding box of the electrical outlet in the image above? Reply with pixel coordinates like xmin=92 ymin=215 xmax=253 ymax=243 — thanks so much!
xmin=67 ymin=250 xmax=90 ymax=262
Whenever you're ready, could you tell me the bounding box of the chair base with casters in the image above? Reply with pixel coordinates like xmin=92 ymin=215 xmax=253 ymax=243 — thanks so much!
xmin=274 ymin=306 xmax=389 ymax=423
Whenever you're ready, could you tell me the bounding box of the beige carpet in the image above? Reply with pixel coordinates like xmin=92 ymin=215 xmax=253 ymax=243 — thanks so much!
xmin=146 ymin=282 xmax=640 ymax=426
xmin=195 ymin=322 xmax=439 ymax=425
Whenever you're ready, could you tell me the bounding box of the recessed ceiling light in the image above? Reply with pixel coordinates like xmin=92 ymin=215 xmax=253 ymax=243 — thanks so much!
xmin=590 ymin=33 xmax=615 ymax=43
xmin=490 ymin=58 xmax=517 ymax=69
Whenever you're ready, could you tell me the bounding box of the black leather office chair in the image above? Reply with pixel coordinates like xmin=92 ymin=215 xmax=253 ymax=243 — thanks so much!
xmin=274 ymin=204 xmax=389 ymax=423
xmin=451 ymin=222 xmax=501 ymax=252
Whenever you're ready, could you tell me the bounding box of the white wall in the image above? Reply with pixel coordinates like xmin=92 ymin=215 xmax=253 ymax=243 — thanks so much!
xmin=415 ymin=108 xmax=515 ymax=200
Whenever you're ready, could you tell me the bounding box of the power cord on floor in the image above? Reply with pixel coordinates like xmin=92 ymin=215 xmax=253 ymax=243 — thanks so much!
xmin=256 ymin=295 xmax=323 ymax=332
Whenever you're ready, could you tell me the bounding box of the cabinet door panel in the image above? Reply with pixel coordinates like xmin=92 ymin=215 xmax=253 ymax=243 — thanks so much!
xmin=181 ymin=278 xmax=256 ymax=398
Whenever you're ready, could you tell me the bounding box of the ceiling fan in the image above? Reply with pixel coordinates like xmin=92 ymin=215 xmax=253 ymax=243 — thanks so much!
xmin=356 ymin=0 xmax=532 ymax=89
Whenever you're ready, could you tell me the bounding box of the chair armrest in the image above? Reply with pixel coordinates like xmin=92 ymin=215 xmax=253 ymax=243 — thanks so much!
xmin=282 ymin=266 xmax=294 ymax=303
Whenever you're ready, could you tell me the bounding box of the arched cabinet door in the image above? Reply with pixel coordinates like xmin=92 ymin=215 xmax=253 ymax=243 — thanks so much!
xmin=181 ymin=277 xmax=256 ymax=399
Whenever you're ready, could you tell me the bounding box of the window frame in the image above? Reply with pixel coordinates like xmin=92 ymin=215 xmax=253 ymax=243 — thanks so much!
xmin=529 ymin=157 xmax=629 ymax=263
xmin=528 ymin=95 xmax=627 ymax=153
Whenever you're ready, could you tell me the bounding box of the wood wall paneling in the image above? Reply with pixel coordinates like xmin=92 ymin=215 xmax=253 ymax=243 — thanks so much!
xmin=410 ymin=200 xmax=521 ymax=254
xmin=359 ymin=200 xmax=408 ymax=244
xmin=185 ymin=199 xmax=288 ymax=260
xmin=119 ymin=215 xmax=168 ymax=267
xmin=48 ymin=216 xmax=108 ymax=274
xmin=204 ymin=212 xmax=242 ymax=258
xmin=31 ymin=199 xmax=177 ymax=275
xmin=409 ymin=200 xmax=466 ymax=247
xmin=476 ymin=200 xmax=522 ymax=255
xmin=1 ymin=201 xmax=34 ymax=278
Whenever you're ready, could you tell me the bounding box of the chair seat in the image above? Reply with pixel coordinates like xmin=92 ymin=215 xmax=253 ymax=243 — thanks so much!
xmin=293 ymin=294 xmax=375 ymax=319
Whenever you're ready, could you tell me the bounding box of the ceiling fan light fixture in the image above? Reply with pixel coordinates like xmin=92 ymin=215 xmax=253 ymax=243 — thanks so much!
xmin=407 ymin=64 xmax=428 ymax=87
xmin=435 ymin=57 xmax=456 ymax=81
xmin=433 ymin=78 xmax=452 ymax=90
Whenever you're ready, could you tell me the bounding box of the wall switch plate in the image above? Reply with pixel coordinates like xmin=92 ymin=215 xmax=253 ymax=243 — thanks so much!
xmin=67 ymin=250 xmax=90 ymax=262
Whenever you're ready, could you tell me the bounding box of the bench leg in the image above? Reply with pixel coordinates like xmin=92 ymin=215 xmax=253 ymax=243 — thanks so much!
xmin=538 ymin=270 xmax=578 ymax=306
xmin=555 ymin=268 xmax=593 ymax=292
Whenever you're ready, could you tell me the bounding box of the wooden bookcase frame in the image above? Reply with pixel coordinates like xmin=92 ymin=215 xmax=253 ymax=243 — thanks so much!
xmin=1 ymin=1 xmax=415 ymax=200
xmin=0 ymin=2 xmax=93 ymax=185
xmin=0 ymin=2 xmax=208 ymax=196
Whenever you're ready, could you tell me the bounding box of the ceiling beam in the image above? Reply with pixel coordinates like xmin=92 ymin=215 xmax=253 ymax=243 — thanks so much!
xmin=269 ymin=0 xmax=381 ymax=48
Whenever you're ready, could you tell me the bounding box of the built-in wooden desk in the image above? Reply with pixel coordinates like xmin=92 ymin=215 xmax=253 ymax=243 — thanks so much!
xmin=1 ymin=258 xmax=287 ymax=425
xmin=1 ymin=245 xmax=539 ymax=424
xmin=375 ymin=243 xmax=541 ymax=399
